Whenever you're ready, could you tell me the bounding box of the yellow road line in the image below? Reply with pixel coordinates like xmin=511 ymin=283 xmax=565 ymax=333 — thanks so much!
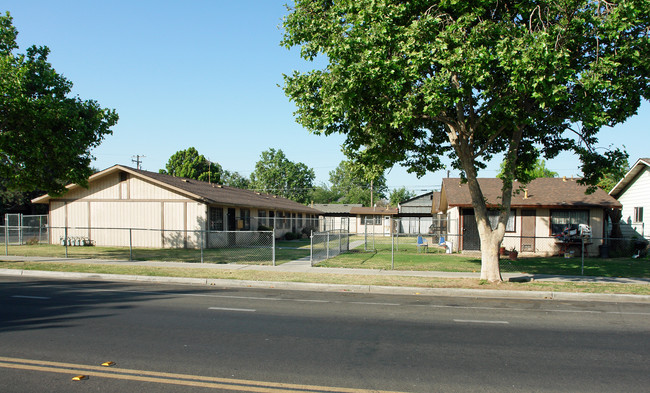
xmin=0 ymin=356 xmax=408 ymax=393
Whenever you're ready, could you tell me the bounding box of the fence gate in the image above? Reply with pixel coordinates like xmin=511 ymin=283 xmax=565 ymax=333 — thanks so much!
xmin=5 ymin=214 xmax=21 ymax=245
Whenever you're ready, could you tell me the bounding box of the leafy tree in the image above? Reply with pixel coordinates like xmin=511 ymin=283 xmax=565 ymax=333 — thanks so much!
xmin=282 ymin=0 xmax=649 ymax=281
xmin=160 ymin=147 xmax=223 ymax=183
xmin=0 ymin=12 xmax=118 ymax=195
xmin=329 ymin=160 xmax=387 ymax=206
xmin=309 ymin=183 xmax=342 ymax=204
xmin=389 ymin=187 xmax=416 ymax=207
xmin=497 ymin=157 xmax=558 ymax=180
xmin=249 ymin=148 xmax=315 ymax=204
xmin=222 ymin=169 xmax=250 ymax=189
xmin=597 ymin=155 xmax=629 ymax=193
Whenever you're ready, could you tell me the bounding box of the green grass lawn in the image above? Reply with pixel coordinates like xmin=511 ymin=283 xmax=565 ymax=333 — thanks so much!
xmin=4 ymin=243 xmax=649 ymax=278
xmin=2 ymin=244 xmax=309 ymax=265
xmin=317 ymin=249 xmax=650 ymax=278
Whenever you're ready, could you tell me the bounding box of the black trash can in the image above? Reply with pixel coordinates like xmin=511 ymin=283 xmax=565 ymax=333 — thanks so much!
xmin=599 ymin=244 xmax=609 ymax=258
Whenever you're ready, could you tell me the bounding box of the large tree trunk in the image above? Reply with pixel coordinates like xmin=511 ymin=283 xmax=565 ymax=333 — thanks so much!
xmin=479 ymin=227 xmax=504 ymax=282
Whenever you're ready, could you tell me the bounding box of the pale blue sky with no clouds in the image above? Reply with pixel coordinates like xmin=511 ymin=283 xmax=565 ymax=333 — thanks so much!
xmin=4 ymin=1 xmax=649 ymax=194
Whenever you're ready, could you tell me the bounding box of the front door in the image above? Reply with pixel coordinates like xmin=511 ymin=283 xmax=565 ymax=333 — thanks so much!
xmin=462 ymin=209 xmax=480 ymax=250
xmin=521 ymin=210 xmax=536 ymax=252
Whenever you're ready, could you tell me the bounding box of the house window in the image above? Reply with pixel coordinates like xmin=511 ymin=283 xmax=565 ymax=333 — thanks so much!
xmin=259 ymin=210 xmax=267 ymax=226
xmin=209 ymin=207 xmax=223 ymax=231
xmin=488 ymin=210 xmax=516 ymax=232
xmin=634 ymin=207 xmax=644 ymax=223
xmin=363 ymin=215 xmax=380 ymax=225
xmin=240 ymin=208 xmax=250 ymax=230
xmin=550 ymin=209 xmax=589 ymax=235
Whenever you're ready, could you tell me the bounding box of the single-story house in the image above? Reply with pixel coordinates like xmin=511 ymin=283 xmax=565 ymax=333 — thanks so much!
xmin=397 ymin=191 xmax=442 ymax=235
xmin=435 ymin=177 xmax=622 ymax=255
xmin=609 ymin=158 xmax=649 ymax=238
xmin=32 ymin=165 xmax=322 ymax=248
xmin=349 ymin=206 xmax=399 ymax=235
xmin=312 ymin=203 xmax=361 ymax=232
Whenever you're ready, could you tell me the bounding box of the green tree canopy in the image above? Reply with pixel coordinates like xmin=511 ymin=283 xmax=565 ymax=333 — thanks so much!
xmin=329 ymin=160 xmax=387 ymax=206
xmin=282 ymin=0 xmax=649 ymax=281
xmin=249 ymin=148 xmax=315 ymax=204
xmin=497 ymin=157 xmax=558 ymax=180
xmin=160 ymin=147 xmax=223 ymax=183
xmin=309 ymin=183 xmax=342 ymax=204
xmin=222 ymin=169 xmax=251 ymax=189
xmin=389 ymin=187 xmax=416 ymax=207
xmin=597 ymin=155 xmax=630 ymax=193
xmin=0 ymin=12 xmax=118 ymax=195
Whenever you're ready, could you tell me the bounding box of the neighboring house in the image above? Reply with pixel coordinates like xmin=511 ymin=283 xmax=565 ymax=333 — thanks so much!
xmin=435 ymin=177 xmax=622 ymax=255
xmin=312 ymin=204 xmax=361 ymax=232
xmin=609 ymin=158 xmax=650 ymax=238
xmin=397 ymin=191 xmax=441 ymax=235
xmin=32 ymin=165 xmax=321 ymax=248
xmin=349 ymin=206 xmax=399 ymax=235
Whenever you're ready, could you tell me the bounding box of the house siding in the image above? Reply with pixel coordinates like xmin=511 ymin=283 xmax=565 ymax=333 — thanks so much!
xmin=617 ymin=166 xmax=650 ymax=237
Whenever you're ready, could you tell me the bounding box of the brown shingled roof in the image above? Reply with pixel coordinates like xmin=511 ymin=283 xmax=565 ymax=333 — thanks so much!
xmin=441 ymin=177 xmax=621 ymax=209
xmin=34 ymin=165 xmax=322 ymax=214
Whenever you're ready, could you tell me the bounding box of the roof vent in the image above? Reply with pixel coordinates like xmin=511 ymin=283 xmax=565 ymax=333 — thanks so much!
xmin=181 ymin=179 xmax=189 ymax=183
xmin=563 ymin=176 xmax=567 ymax=182
xmin=524 ymin=188 xmax=529 ymax=199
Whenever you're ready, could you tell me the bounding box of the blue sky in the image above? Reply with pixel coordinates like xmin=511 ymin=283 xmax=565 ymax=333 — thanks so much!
xmin=4 ymin=1 xmax=648 ymax=194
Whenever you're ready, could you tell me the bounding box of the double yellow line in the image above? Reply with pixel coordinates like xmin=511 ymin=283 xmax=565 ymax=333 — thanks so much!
xmin=0 ymin=356 xmax=407 ymax=393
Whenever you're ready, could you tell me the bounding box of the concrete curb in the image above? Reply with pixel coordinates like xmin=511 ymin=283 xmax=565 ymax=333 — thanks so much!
xmin=2 ymin=268 xmax=649 ymax=303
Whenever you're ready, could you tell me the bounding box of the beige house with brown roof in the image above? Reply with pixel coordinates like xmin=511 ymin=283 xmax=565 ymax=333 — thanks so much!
xmin=349 ymin=206 xmax=399 ymax=235
xmin=33 ymin=165 xmax=321 ymax=248
xmin=436 ymin=177 xmax=622 ymax=255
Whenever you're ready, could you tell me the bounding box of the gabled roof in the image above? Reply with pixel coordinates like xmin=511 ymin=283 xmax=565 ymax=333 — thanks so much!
xmin=349 ymin=206 xmax=399 ymax=215
xmin=439 ymin=177 xmax=621 ymax=211
xmin=609 ymin=158 xmax=650 ymax=199
xmin=33 ymin=165 xmax=322 ymax=214
xmin=400 ymin=191 xmax=436 ymax=207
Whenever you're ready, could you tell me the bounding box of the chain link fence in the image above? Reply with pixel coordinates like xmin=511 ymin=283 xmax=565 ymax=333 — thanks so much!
xmin=310 ymin=230 xmax=352 ymax=265
xmin=3 ymin=223 xmax=277 ymax=265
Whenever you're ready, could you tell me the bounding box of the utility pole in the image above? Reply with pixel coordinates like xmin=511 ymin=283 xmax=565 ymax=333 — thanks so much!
xmin=132 ymin=155 xmax=145 ymax=170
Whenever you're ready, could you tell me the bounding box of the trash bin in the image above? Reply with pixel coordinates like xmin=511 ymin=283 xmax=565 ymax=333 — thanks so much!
xmin=599 ymin=244 xmax=609 ymax=258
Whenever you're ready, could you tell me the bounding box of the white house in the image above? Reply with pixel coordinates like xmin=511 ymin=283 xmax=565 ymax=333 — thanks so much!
xmin=609 ymin=158 xmax=650 ymax=238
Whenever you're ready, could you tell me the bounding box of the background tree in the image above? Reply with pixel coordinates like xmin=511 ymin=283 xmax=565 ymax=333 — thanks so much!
xmin=222 ymin=169 xmax=250 ymax=189
xmin=283 ymin=0 xmax=649 ymax=281
xmin=329 ymin=160 xmax=387 ymax=206
xmin=309 ymin=183 xmax=342 ymax=204
xmin=597 ymin=155 xmax=630 ymax=193
xmin=389 ymin=187 xmax=416 ymax=207
xmin=497 ymin=157 xmax=558 ymax=180
xmin=159 ymin=147 xmax=223 ymax=183
xmin=0 ymin=12 xmax=118 ymax=195
xmin=249 ymin=148 xmax=315 ymax=204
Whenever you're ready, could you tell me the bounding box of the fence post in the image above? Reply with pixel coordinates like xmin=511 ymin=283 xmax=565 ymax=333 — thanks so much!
xmin=4 ymin=219 xmax=7 ymax=256
xmin=64 ymin=226 xmax=68 ymax=258
xmin=129 ymin=228 xmax=133 ymax=261
xmin=310 ymin=230 xmax=313 ymax=267
xmin=200 ymin=229 xmax=204 ymax=264
xmin=327 ymin=231 xmax=330 ymax=260
xmin=391 ymin=232 xmax=395 ymax=270
xmin=272 ymin=228 xmax=276 ymax=266
xmin=581 ymin=236 xmax=585 ymax=276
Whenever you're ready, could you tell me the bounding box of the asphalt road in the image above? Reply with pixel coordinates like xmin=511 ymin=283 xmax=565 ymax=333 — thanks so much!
xmin=1 ymin=276 xmax=649 ymax=392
